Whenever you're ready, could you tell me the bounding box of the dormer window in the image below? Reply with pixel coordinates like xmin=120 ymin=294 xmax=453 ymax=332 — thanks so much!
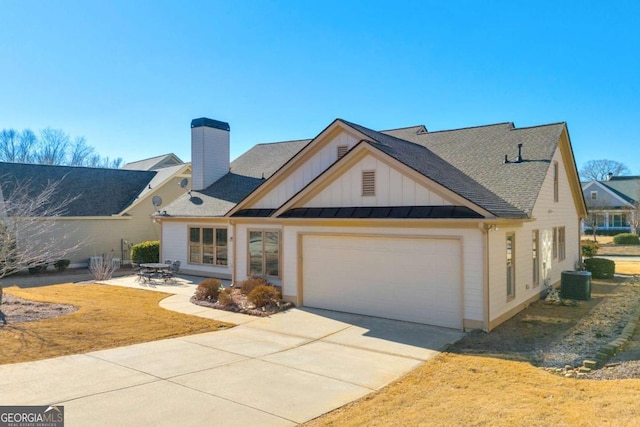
xmin=362 ymin=170 xmax=375 ymax=196
xmin=337 ymin=145 xmax=349 ymax=160
xmin=590 ymin=191 xmax=598 ymax=200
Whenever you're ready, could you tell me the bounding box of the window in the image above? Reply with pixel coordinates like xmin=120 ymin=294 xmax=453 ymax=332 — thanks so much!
xmin=337 ymin=145 xmax=349 ymax=160
xmin=532 ymin=230 xmax=540 ymax=287
xmin=189 ymin=227 xmax=227 ymax=266
xmin=612 ymin=213 xmax=628 ymax=228
xmin=553 ymin=161 xmax=559 ymax=202
xmin=362 ymin=170 xmax=375 ymax=196
xmin=248 ymin=230 xmax=281 ymax=277
xmin=552 ymin=227 xmax=558 ymax=259
xmin=558 ymin=227 xmax=566 ymax=261
xmin=506 ymin=233 xmax=516 ymax=299
xmin=596 ymin=214 xmax=606 ymax=227
xmin=590 ymin=191 xmax=598 ymax=200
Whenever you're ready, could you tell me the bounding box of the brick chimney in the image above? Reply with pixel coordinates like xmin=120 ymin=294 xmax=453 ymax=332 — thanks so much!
xmin=190 ymin=117 xmax=230 ymax=191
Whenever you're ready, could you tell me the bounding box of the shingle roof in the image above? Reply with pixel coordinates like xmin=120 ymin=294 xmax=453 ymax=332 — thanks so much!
xmin=122 ymin=153 xmax=183 ymax=171
xmin=276 ymin=205 xmax=483 ymax=219
xmin=601 ymin=176 xmax=640 ymax=204
xmin=0 ymin=162 xmax=156 ymax=216
xmin=341 ymin=119 xmax=528 ymax=218
xmin=164 ymin=140 xmax=309 ymax=217
xmin=163 ymin=119 xmax=566 ymax=219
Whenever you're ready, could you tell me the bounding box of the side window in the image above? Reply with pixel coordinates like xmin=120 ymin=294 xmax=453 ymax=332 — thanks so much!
xmin=506 ymin=233 xmax=516 ymax=299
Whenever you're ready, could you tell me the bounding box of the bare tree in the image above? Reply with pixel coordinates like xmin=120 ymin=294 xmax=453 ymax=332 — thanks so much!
xmin=0 ymin=127 xmax=123 ymax=168
xmin=0 ymin=177 xmax=85 ymax=279
xmin=37 ymin=128 xmax=70 ymax=165
xmin=580 ymin=160 xmax=630 ymax=181
xmin=68 ymin=136 xmax=95 ymax=166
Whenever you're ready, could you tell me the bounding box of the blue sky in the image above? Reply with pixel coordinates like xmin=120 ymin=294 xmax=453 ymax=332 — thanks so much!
xmin=1 ymin=1 xmax=639 ymax=173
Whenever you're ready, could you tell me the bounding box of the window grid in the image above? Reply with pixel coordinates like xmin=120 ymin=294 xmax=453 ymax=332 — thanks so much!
xmin=506 ymin=233 xmax=516 ymax=299
xmin=532 ymin=230 xmax=540 ymax=287
xmin=558 ymin=227 xmax=566 ymax=261
xmin=188 ymin=227 xmax=228 ymax=266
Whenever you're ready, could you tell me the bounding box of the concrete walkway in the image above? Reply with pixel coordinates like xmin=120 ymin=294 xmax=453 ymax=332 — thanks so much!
xmin=1 ymin=273 xmax=465 ymax=426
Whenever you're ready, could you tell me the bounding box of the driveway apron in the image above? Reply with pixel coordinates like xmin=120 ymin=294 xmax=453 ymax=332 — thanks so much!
xmin=1 ymin=277 xmax=465 ymax=426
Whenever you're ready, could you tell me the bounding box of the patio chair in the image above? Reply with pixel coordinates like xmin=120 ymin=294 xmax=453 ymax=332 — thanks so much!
xmin=170 ymin=260 xmax=181 ymax=273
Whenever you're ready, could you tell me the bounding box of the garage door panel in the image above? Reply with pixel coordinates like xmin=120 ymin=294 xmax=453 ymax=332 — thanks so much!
xmin=302 ymin=235 xmax=462 ymax=329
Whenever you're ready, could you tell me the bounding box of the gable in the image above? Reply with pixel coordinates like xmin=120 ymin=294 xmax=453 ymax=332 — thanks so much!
xmin=582 ymin=181 xmax=634 ymax=209
xmin=300 ymin=152 xmax=453 ymax=208
xmin=245 ymin=124 xmax=364 ymax=210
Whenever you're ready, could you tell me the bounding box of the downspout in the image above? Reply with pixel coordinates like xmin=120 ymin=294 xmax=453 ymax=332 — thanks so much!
xmin=230 ymin=220 xmax=237 ymax=285
xmin=481 ymin=223 xmax=491 ymax=332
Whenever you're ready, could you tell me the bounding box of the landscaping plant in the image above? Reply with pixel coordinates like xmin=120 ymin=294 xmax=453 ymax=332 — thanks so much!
xmin=194 ymin=278 xmax=222 ymax=301
xmin=612 ymin=233 xmax=640 ymax=245
xmin=584 ymin=257 xmax=615 ymax=279
xmin=247 ymin=284 xmax=281 ymax=308
xmin=130 ymin=240 xmax=160 ymax=263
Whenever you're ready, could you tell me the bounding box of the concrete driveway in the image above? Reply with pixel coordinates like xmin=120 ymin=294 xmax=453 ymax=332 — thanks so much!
xmin=1 ymin=276 xmax=464 ymax=426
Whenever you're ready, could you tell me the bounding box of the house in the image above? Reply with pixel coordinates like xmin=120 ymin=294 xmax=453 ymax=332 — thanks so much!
xmin=0 ymin=157 xmax=191 ymax=267
xmin=581 ymin=176 xmax=640 ymax=235
xmin=157 ymin=117 xmax=587 ymax=331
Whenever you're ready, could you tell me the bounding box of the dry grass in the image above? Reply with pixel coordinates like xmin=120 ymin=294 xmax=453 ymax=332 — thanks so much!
xmin=615 ymin=261 xmax=640 ymax=275
xmin=307 ymin=353 xmax=640 ymax=427
xmin=0 ymin=283 xmax=231 ymax=365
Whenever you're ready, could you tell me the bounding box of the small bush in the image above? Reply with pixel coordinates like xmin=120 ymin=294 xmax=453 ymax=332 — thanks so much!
xmin=247 ymin=285 xmax=281 ymax=308
xmin=28 ymin=263 xmax=48 ymax=274
xmin=238 ymin=276 xmax=270 ymax=295
xmin=584 ymin=257 xmax=615 ymax=279
xmin=217 ymin=288 xmax=235 ymax=307
xmin=581 ymin=240 xmax=599 ymax=258
xmin=613 ymin=233 xmax=640 ymax=245
xmin=130 ymin=241 xmax=160 ymax=264
xmin=54 ymin=259 xmax=71 ymax=272
xmin=194 ymin=278 xmax=222 ymax=301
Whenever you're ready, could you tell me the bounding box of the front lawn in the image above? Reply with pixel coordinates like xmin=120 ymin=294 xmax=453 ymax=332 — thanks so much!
xmin=0 ymin=283 xmax=231 ymax=364
xmin=306 ymin=353 xmax=640 ymax=426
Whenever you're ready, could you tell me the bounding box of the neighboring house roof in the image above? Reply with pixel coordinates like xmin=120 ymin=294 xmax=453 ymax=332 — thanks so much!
xmin=122 ymin=153 xmax=184 ymax=171
xmin=0 ymin=162 xmax=156 ymax=216
xmin=163 ymin=119 xmax=572 ymax=219
xmin=601 ymin=176 xmax=640 ymax=204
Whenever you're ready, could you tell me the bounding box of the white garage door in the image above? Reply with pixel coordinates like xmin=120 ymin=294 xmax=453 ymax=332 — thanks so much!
xmin=302 ymin=235 xmax=462 ymax=329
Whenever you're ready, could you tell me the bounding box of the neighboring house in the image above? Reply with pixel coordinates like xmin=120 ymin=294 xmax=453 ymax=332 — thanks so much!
xmin=0 ymin=159 xmax=191 ymax=267
xmin=157 ymin=117 xmax=587 ymax=331
xmin=122 ymin=153 xmax=184 ymax=171
xmin=581 ymin=176 xmax=640 ymax=235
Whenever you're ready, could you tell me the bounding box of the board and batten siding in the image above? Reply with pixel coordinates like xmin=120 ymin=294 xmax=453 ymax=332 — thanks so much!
xmin=279 ymin=224 xmax=485 ymax=325
xmin=161 ymin=220 xmax=233 ymax=278
xmin=252 ymin=131 xmax=360 ymax=209
xmin=488 ymin=147 xmax=581 ymax=326
xmin=302 ymin=154 xmax=452 ymax=208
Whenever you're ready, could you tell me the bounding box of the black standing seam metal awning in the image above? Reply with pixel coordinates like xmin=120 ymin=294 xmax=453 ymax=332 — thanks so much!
xmin=231 ymin=206 xmax=484 ymax=219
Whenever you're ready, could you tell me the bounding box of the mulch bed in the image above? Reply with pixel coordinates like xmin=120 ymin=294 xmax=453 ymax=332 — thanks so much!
xmin=190 ymin=287 xmax=294 ymax=317
xmin=0 ymin=294 xmax=77 ymax=324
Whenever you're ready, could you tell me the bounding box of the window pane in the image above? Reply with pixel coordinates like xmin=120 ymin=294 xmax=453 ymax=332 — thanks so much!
xmin=264 ymin=231 xmax=280 ymax=277
xmin=506 ymin=234 xmax=514 ymax=297
xmin=216 ymin=245 xmax=227 ymax=266
xmin=203 ymin=245 xmax=214 ymax=264
xmin=249 ymin=231 xmax=263 ymax=275
xmin=203 ymin=228 xmax=214 ymax=245
xmin=189 ymin=228 xmax=200 ymax=243
xmin=189 ymin=244 xmax=200 ymax=263
xmin=216 ymin=229 xmax=227 ymax=247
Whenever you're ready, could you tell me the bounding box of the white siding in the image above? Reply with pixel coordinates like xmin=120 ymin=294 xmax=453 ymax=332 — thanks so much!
xmin=161 ymin=221 xmax=233 ymax=278
xmin=488 ymin=148 xmax=581 ymax=323
xmin=277 ymin=225 xmax=485 ymax=324
xmin=302 ymin=154 xmax=451 ymax=208
xmin=191 ymin=125 xmax=229 ymax=191
xmin=252 ymin=131 xmax=360 ymax=209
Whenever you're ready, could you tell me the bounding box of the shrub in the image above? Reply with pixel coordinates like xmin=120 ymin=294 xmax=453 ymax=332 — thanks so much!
xmin=247 ymin=285 xmax=281 ymax=308
xmin=584 ymin=257 xmax=615 ymax=279
xmin=194 ymin=278 xmax=222 ymax=301
xmin=613 ymin=233 xmax=640 ymax=245
xmin=238 ymin=276 xmax=270 ymax=295
xmin=217 ymin=288 xmax=235 ymax=307
xmin=28 ymin=263 xmax=48 ymax=275
xmin=581 ymin=240 xmax=599 ymax=258
xmin=130 ymin=241 xmax=160 ymax=264
xmin=54 ymin=259 xmax=71 ymax=272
